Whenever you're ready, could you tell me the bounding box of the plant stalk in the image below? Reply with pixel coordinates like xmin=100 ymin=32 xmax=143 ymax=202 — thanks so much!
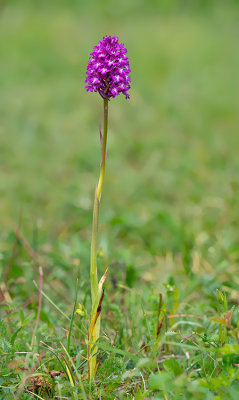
xmin=89 ymin=97 xmax=108 ymax=381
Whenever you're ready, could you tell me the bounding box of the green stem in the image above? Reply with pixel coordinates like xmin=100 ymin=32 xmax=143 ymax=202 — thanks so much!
xmin=97 ymin=97 xmax=109 ymax=200
xmin=89 ymin=97 xmax=108 ymax=380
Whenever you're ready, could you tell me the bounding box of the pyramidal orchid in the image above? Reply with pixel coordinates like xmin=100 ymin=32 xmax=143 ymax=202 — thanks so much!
xmin=85 ymin=35 xmax=131 ymax=381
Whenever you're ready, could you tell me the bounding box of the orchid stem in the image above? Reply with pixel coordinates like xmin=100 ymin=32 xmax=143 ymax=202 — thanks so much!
xmin=89 ymin=97 xmax=108 ymax=381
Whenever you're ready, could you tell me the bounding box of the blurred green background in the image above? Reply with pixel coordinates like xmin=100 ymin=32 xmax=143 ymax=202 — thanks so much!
xmin=0 ymin=0 xmax=239 ymax=281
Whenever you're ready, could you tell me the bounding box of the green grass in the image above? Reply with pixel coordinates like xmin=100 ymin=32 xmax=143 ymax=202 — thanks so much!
xmin=0 ymin=1 xmax=239 ymax=399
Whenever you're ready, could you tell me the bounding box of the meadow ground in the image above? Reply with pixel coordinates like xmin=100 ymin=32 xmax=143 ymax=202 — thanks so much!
xmin=0 ymin=1 xmax=239 ymax=398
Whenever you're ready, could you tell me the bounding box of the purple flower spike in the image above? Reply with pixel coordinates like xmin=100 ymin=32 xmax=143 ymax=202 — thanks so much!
xmin=85 ymin=36 xmax=131 ymax=100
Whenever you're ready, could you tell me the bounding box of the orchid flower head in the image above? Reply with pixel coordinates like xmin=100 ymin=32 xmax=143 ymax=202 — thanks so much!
xmin=85 ymin=35 xmax=131 ymax=99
